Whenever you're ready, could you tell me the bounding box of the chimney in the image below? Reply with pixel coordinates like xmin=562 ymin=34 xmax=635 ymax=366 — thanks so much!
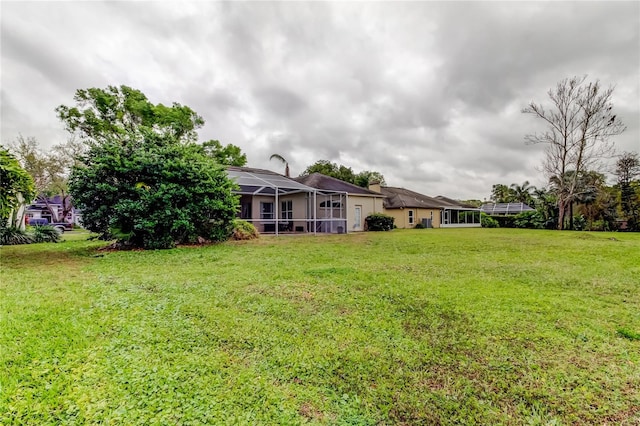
xmin=368 ymin=181 xmax=382 ymax=193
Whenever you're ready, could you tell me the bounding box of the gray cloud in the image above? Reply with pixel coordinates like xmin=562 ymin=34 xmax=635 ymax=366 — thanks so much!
xmin=1 ymin=1 xmax=638 ymax=200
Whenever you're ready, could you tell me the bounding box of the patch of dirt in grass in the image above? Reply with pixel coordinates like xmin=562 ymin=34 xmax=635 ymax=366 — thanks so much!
xmin=299 ymin=402 xmax=324 ymax=421
xmin=603 ymin=408 xmax=640 ymax=424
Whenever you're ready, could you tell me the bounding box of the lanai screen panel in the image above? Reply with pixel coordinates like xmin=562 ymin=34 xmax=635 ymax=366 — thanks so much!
xmin=481 ymin=203 xmax=534 ymax=215
xmin=227 ymin=170 xmax=316 ymax=194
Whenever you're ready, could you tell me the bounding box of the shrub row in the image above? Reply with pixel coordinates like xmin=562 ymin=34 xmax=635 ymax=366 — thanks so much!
xmin=0 ymin=225 xmax=61 ymax=245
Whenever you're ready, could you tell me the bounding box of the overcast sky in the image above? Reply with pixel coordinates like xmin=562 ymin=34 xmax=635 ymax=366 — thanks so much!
xmin=2 ymin=1 xmax=639 ymax=200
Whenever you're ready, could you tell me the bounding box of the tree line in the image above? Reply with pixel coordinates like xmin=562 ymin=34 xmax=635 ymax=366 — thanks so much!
xmin=489 ymin=152 xmax=640 ymax=231
xmin=2 ymin=76 xmax=637 ymax=250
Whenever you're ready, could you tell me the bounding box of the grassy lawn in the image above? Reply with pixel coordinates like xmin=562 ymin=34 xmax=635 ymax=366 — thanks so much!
xmin=1 ymin=228 xmax=639 ymax=425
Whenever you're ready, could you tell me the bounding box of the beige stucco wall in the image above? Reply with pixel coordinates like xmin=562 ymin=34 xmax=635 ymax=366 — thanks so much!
xmin=347 ymin=195 xmax=384 ymax=232
xmin=384 ymin=208 xmax=442 ymax=229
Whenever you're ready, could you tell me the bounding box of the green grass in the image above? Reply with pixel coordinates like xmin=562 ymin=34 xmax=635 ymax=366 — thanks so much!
xmin=1 ymin=229 xmax=639 ymax=424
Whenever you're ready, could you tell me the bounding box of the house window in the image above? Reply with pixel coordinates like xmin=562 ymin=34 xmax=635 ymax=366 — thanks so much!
xmin=320 ymin=201 xmax=342 ymax=208
xmin=408 ymin=210 xmax=415 ymax=225
xmin=260 ymin=202 xmax=274 ymax=220
xmin=354 ymin=205 xmax=362 ymax=229
xmin=281 ymin=200 xmax=293 ymax=220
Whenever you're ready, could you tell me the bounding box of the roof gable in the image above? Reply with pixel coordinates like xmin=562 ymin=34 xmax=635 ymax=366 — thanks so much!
xmin=380 ymin=186 xmax=446 ymax=209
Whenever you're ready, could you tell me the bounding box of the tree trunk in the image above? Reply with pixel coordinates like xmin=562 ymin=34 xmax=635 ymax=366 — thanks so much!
xmin=40 ymin=196 xmax=61 ymax=223
xmin=557 ymin=199 xmax=566 ymax=230
xmin=569 ymin=203 xmax=574 ymax=230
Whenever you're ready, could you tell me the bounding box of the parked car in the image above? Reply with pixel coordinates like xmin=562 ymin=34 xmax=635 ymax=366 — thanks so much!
xmin=27 ymin=218 xmax=73 ymax=233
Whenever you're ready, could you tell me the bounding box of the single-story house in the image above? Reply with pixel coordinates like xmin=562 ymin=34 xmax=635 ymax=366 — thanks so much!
xmin=369 ymin=183 xmax=481 ymax=228
xmin=295 ymin=173 xmax=385 ymax=232
xmin=25 ymin=195 xmax=82 ymax=226
xmin=480 ymin=202 xmax=535 ymax=216
xmin=228 ymin=167 xmax=357 ymax=234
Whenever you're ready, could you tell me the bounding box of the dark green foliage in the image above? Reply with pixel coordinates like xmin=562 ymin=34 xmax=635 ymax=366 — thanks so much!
xmin=231 ymin=219 xmax=259 ymax=240
xmin=617 ymin=328 xmax=640 ymax=341
xmin=365 ymin=213 xmax=394 ymax=231
xmin=354 ymin=170 xmax=386 ymax=187
xmin=59 ymin=85 xmax=239 ymax=249
xmin=301 ymin=160 xmax=356 ymax=183
xmin=200 ymin=140 xmax=247 ymax=166
xmin=413 ymin=222 xmax=425 ymax=229
xmin=490 ymin=184 xmax=515 ymax=203
xmin=616 ymin=153 xmax=640 ymax=231
xmin=480 ymin=213 xmax=499 ymax=228
xmin=31 ymin=225 xmax=62 ymax=243
xmin=0 ymin=225 xmax=34 ymax=245
xmin=69 ymin=139 xmax=239 ymax=249
xmin=300 ymin=160 xmax=386 ymax=188
xmin=491 ymin=216 xmax=516 ymax=228
xmin=571 ymin=215 xmax=587 ymax=231
xmin=0 ymin=147 xmax=35 ymax=223
xmin=0 ymin=223 xmax=61 ymax=245
xmin=513 ymin=211 xmax=546 ymax=229
xmin=56 ymin=86 xmax=204 ymax=146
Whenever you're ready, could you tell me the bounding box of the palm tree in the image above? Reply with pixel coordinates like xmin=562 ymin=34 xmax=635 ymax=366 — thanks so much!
xmin=510 ymin=181 xmax=535 ymax=205
xmin=270 ymin=154 xmax=290 ymax=177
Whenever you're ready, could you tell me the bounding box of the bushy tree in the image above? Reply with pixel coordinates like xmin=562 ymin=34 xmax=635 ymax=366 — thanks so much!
xmin=354 ymin=170 xmax=386 ymax=187
xmin=59 ymin=85 xmax=239 ymax=249
xmin=56 ymin=85 xmax=204 ymax=146
xmin=70 ymin=136 xmax=238 ymax=249
xmin=490 ymin=184 xmax=515 ymax=203
xmin=201 ymin=140 xmax=247 ymax=166
xmin=300 ymin=160 xmax=386 ymax=188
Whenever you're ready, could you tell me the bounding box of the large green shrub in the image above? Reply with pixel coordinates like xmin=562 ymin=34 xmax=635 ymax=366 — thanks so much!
xmin=59 ymin=86 xmax=240 ymax=250
xmin=31 ymin=225 xmax=62 ymax=243
xmin=481 ymin=213 xmax=499 ymax=228
xmin=0 ymin=225 xmax=34 ymax=245
xmin=513 ymin=211 xmax=546 ymax=229
xmin=365 ymin=213 xmax=395 ymax=231
xmin=69 ymin=139 xmax=239 ymax=249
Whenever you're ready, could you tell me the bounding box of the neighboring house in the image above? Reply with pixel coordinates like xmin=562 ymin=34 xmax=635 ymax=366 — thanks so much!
xmin=295 ymin=173 xmax=385 ymax=232
xmin=227 ymin=167 xmax=353 ymax=234
xmin=480 ymin=203 xmax=535 ymax=216
xmin=25 ymin=195 xmax=82 ymax=226
xmin=369 ymin=183 xmax=481 ymax=228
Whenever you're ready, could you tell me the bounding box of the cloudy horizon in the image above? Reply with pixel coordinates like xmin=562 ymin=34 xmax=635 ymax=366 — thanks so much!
xmin=2 ymin=1 xmax=638 ymax=200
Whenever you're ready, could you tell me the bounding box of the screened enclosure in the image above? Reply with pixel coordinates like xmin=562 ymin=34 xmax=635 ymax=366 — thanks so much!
xmin=227 ymin=168 xmax=348 ymax=235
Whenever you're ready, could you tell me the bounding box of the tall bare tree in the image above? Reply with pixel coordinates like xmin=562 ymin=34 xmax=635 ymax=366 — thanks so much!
xmin=523 ymin=76 xmax=626 ymax=229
